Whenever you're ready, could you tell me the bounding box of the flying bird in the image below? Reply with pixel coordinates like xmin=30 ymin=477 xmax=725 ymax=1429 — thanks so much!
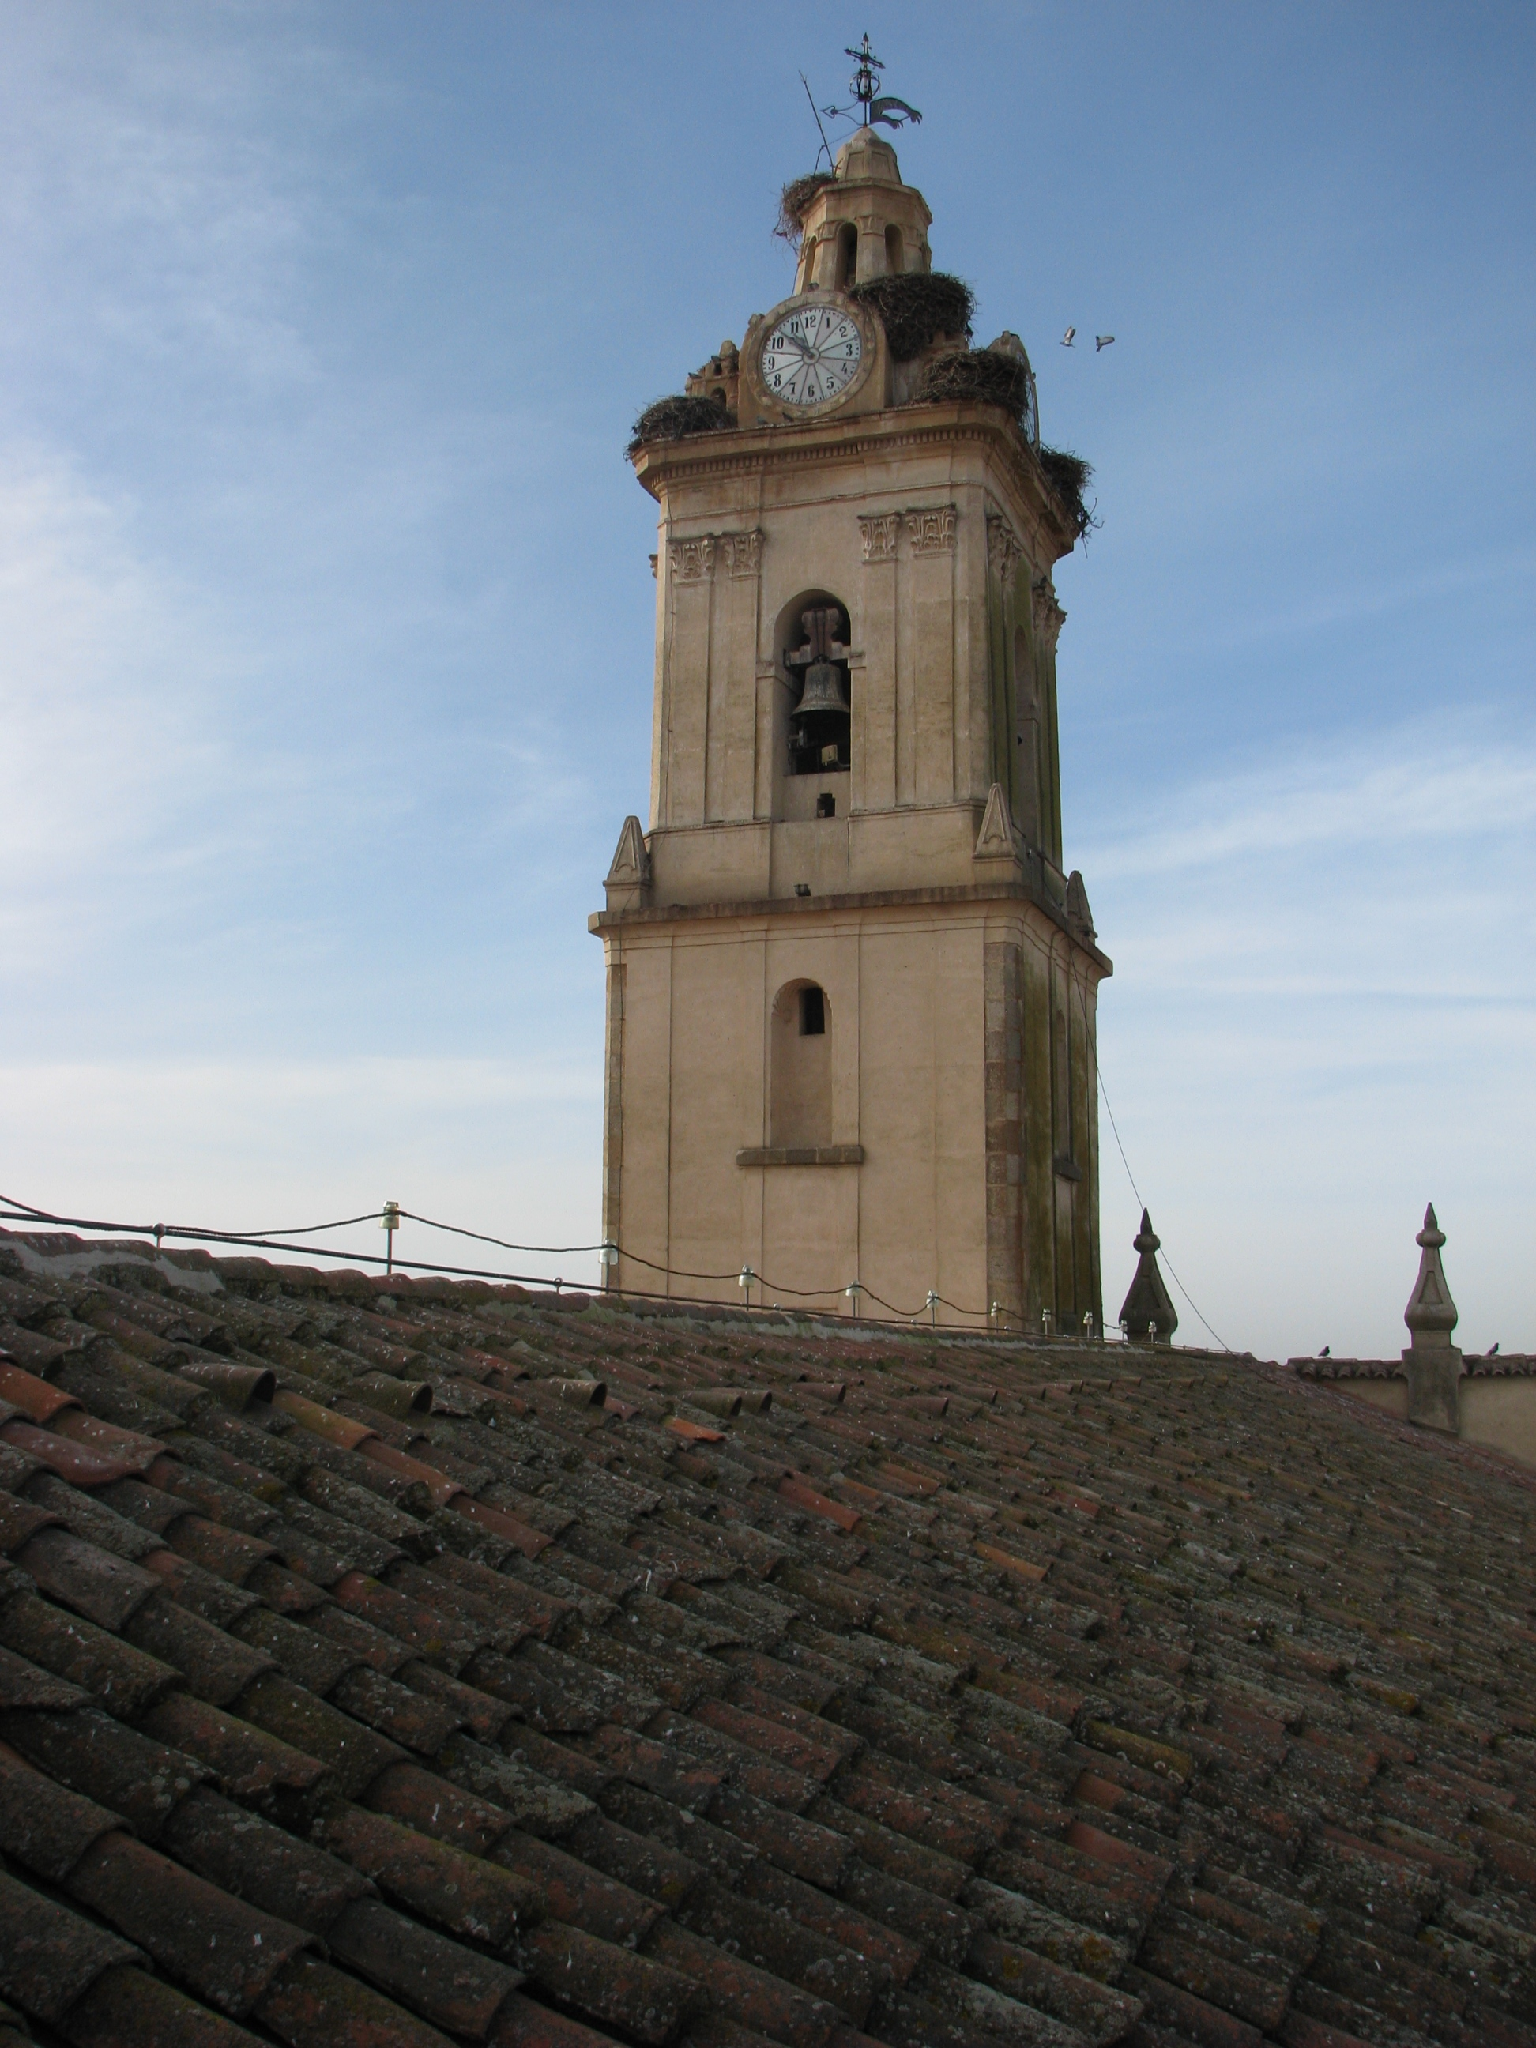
xmin=1061 ymin=327 xmax=1076 ymax=347
xmin=1096 ymin=335 xmax=1115 ymax=351
xmin=1318 ymin=1345 xmax=1331 ymax=1357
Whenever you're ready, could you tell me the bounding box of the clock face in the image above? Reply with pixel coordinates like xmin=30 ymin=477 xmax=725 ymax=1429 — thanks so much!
xmin=760 ymin=304 xmax=864 ymax=407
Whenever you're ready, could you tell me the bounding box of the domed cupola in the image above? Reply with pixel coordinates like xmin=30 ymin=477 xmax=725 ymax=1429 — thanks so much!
xmin=790 ymin=129 xmax=933 ymax=292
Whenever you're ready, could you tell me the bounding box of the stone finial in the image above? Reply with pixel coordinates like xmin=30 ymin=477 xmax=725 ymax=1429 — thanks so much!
xmin=1065 ymin=870 xmax=1096 ymax=943
xmin=1402 ymin=1203 xmax=1463 ymax=1434
xmin=973 ymin=783 xmax=1019 ymax=863
xmin=1118 ymin=1209 xmax=1178 ymax=1345
xmin=1404 ymin=1202 xmax=1458 ymax=1348
xmin=604 ymin=816 xmax=651 ymax=908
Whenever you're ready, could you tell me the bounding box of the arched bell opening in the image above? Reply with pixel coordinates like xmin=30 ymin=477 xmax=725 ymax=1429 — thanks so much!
xmin=781 ymin=594 xmax=852 ymax=779
xmin=772 ymin=589 xmax=853 ymax=824
xmin=884 ymin=223 xmax=904 ymax=275
xmin=770 ymin=980 xmax=832 ymax=1148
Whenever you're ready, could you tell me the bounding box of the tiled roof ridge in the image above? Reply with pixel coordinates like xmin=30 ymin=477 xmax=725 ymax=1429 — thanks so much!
xmin=1295 ymin=1354 xmax=1536 ymax=1380
xmin=0 ymin=1229 xmax=1533 ymax=2048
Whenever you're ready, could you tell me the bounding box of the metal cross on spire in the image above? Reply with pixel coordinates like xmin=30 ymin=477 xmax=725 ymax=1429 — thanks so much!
xmin=823 ymin=33 xmax=922 ymax=133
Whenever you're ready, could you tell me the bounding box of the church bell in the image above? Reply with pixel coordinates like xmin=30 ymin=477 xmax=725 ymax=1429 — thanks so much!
xmin=796 ymin=659 xmax=851 ymax=717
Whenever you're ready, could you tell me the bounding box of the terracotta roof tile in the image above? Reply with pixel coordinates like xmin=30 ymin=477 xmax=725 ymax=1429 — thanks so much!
xmin=488 ymin=1991 xmax=625 ymax=2047
xmin=0 ymin=1867 xmax=142 ymax=2028
xmin=63 ymin=1959 xmax=265 ymax=2046
xmin=233 ymin=1669 xmax=406 ymax=1799
xmin=0 ymin=1586 xmax=178 ymax=1715
xmin=518 ymin=1921 xmax=698 ymax=2043
xmin=2 ymin=1422 xmax=131 ymax=1490
xmin=7 ymin=1237 xmax=1536 ymax=2047
xmin=252 ymin=1950 xmax=456 ymax=2048
xmin=0 ymin=1734 xmax=123 ymax=1880
xmin=325 ymin=1895 xmax=523 ymax=2036
xmin=65 ymin=1830 xmax=312 ymax=2015
xmin=325 ymin=1799 xmax=544 ymax=1946
xmin=163 ymin=1782 xmax=371 ymax=1931
xmin=0 ymin=1702 xmax=209 ymax=1838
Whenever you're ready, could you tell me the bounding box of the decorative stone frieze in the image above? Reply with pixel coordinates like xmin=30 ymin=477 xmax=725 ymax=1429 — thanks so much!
xmin=668 ymin=536 xmax=716 ymax=582
xmin=667 ymin=531 xmax=761 ymax=580
xmin=857 ymin=513 xmax=898 ymax=563
xmin=720 ymin=529 xmax=764 ymax=578
xmin=1032 ymin=576 xmax=1066 ymax=651
xmin=986 ymin=513 xmax=1024 ymax=578
xmin=904 ymin=504 xmax=957 ymax=555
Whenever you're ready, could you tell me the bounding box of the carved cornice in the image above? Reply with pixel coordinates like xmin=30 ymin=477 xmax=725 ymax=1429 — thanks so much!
xmin=633 ymin=406 xmax=1080 ymax=565
xmin=904 ymin=504 xmax=957 ymax=555
xmin=590 ymin=875 xmax=1112 ymax=973
xmin=857 ymin=513 xmax=898 ymax=564
xmin=1032 ymin=576 xmax=1066 ymax=651
xmin=986 ymin=513 xmax=1024 ymax=579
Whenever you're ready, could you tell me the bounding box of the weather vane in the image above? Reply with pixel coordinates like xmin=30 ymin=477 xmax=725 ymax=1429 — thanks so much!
xmin=822 ymin=33 xmax=922 ymax=133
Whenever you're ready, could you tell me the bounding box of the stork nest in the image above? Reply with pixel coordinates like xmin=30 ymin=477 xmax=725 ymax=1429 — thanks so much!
xmin=918 ymin=346 xmax=1031 ymax=416
xmin=848 ymin=271 xmax=975 ymax=362
xmin=1037 ymin=446 xmax=1096 ymax=540
xmin=627 ymin=394 xmax=735 ymax=456
xmin=775 ymin=172 xmax=836 ymax=242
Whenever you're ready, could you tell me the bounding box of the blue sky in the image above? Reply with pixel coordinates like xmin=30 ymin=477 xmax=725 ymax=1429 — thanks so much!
xmin=1 ymin=2 xmax=1531 ymax=1354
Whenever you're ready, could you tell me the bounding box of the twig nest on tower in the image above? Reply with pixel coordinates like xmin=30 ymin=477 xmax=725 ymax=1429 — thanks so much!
xmin=1036 ymin=447 xmax=1096 ymax=539
xmin=918 ymin=346 xmax=1032 ymax=416
xmin=627 ymin=394 xmax=735 ymax=456
xmin=848 ymin=270 xmax=975 ymax=361
xmin=776 ymin=172 xmax=837 ymax=242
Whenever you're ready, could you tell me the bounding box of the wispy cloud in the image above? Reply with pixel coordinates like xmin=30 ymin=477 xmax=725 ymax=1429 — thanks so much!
xmin=1090 ymin=721 xmax=1536 ymax=880
xmin=0 ymin=1053 xmax=604 ymax=1283
xmin=1091 ymin=717 xmax=1535 ymax=1355
xmin=0 ymin=453 xmax=226 ymax=927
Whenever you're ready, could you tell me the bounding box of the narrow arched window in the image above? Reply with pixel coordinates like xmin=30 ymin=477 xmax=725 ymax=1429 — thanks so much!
xmin=838 ymin=223 xmax=858 ymax=289
xmin=770 ymin=982 xmax=831 ymax=1147
xmin=884 ymin=224 xmax=904 ymax=275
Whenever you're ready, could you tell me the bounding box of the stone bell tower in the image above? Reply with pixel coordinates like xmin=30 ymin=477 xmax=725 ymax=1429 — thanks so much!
xmin=591 ymin=114 xmax=1110 ymax=1329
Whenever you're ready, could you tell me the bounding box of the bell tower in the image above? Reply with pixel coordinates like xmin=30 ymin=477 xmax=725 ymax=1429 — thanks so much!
xmin=591 ymin=99 xmax=1110 ymax=1330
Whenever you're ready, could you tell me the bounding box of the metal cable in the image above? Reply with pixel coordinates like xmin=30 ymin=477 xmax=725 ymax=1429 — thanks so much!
xmin=397 ymin=1211 xmax=609 ymax=1257
xmin=0 ymin=1196 xmax=993 ymax=1332
xmin=0 ymin=1194 xmax=387 ymax=1241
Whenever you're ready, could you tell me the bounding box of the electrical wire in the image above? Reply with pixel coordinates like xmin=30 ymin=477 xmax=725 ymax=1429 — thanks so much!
xmin=0 ymin=1195 xmax=986 ymax=1330
xmin=398 ymin=1211 xmax=610 ymax=1257
xmin=0 ymin=1194 xmax=996 ymax=1329
xmin=0 ymin=1195 xmax=387 ymax=1241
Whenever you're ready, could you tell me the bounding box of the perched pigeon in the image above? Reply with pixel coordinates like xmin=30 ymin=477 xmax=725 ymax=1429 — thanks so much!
xmin=1319 ymin=1345 xmax=1331 ymax=1357
xmin=1096 ymin=334 xmax=1115 ymax=351
xmin=1061 ymin=327 xmax=1076 ymax=346
xmin=1489 ymin=1341 xmax=1501 ymax=1357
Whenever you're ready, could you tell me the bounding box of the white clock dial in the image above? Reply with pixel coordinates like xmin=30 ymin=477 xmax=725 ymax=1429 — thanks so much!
xmin=760 ymin=305 xmax=864 ymax=407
